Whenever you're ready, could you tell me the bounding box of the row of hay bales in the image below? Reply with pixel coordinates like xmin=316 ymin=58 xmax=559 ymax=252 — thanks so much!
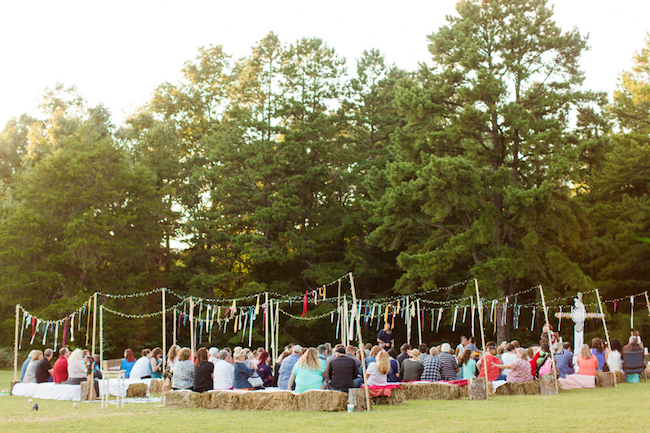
xmin=164 ymin=389 xmax=348 ymax=411
xmin=163 ymin=380 xmax=548 ymax=411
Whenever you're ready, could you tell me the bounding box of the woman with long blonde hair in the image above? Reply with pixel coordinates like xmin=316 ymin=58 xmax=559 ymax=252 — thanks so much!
xmin=287 ymin=348 xmax=325 ymax=393
xmin=577 ymin=343 xmax=598 ymax=376
xmin=366 ymin=350 xmax=390 ymax=386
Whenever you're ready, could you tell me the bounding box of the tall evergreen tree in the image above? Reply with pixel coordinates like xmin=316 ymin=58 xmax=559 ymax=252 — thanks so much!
xmin=368 ymin=0 xmax=600 ymax=341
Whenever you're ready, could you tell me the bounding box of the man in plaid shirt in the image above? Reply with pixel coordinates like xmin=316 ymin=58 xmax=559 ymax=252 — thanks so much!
xmin=421 ymin=349 xmax=442 ymax=381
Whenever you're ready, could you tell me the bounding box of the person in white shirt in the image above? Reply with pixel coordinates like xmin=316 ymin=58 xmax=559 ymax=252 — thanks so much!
xmin=129 ymin=349 xmax=152 ymax=380
xmin=213 ymin=349 xmax=235 ymax=390
xmin=500 ymin=343 xmax=518 ymax=376
xmin=606 ymin=338 xmax=624 ymax=372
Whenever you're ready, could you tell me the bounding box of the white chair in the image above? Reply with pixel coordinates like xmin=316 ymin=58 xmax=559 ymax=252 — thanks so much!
xmin=101 ymin=361 xmax=126 ymax=408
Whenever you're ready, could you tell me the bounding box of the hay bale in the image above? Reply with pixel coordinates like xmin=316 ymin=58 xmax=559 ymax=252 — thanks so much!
xmin=615 ymin=371 xmax=626 ymax=384
xmin=348 ymin=388 xmax=370 ymax=411
xmin=400 ymin=382 xmax=461 ymax=400
xmin=202 ymin=390 xmax=297 ymax=411
xmin=596 ymin=371 xmax=616 ymax=388
xmin=468 ymin=378 xmax=494 ymax=400
xmin=458 ymin=384 xmax=469 ymax=398
xmin=371 ymin=387 xmax=405 ymax=405
xmin=494 ymin=381 xmax=540 ymax=396
xmin=127 ymin=383 xmax=148 ymax=398
xmin=295 ymin=390 xmax=347 ymax=411
xmin=164 ymin=390 xmax=201 ymax=408
xmin=539 ymin=376 xmax=560 ymax=395
xmin=149 ymin=379 xmax=163 ymax=393
xmin=80 ymin=381 xmax=98 ymax=400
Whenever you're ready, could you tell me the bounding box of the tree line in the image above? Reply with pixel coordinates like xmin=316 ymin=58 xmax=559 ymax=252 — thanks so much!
xmin=1 ymin=0 xmax=648 ymax=354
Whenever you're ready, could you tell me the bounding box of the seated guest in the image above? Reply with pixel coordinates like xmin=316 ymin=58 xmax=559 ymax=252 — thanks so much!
xmin=438 ymin=343 xmax=459 ymax=380
xmin=23 ymin=350 xmax=43 ymax=383
xmin=366 ymin=350 xmax=390 ymax=386
xmin=577 ymin=344 xmax=598 ymax=376
xmin=327 ymin=346 xmax=358 ymax=392
xmin=233 ymin=347 xmax=256 ymax=390
xmin=277 ymin=345 xmax=302 ymax=390
xmin=396 ymin=344 xmax=411 ymax=365
xmin=418 ymin=344 xmax=430 ymax=363
xmin=591 ymin=338 xmax=606 ymax=371
xmin=495 ymin=348 xmax=533 ymax=383
xmin=500 ymin=344 xmax=517 ymax=376
xmin=171 ymin=348 xmax=194 ymax=390
xmin=149 ymin=347 xmax=164 ymax=379
xmin=387 ymin=348 xmax=400 ymax=382
xmin=606 ymin=338 xmax=623 ymax=373
xmin=20 ymin=350 xmax=36 ymax=381
xmin=93 ymin=356 xmax=103 ymax=380
xmin=53 ymin=347 xmax=70 ymax=383
xmin=477 ymin=347 xmax=505 ymax=381
xmin=401 ymin=349 xmax=424 ymax=382
xmin=213 ymin=350 xmax=235 ymax=390
xmin=317 ymin=345 xmax=328 ymax=366
xmin=193 ymin=347 xmax=214 ymax=392
xmin=466 ymin=337 xmax=478 ymax=352
xmin=529 ymin=342 xmax=550 ymax=377
xmin=622 ymin=336 xmax=643 ymax=356
xmin=121 ymin=349 xmax=137 ymax=378
xmin=289 ymin=347 xmax=325 ymax=393
xmin=35 ymin=348 xmax=54 ymax=383
xmin=458 ymin=348 xmax=476 ymax=380
xmin=554 ymin=342 xmax=575 ymax=378
xmin=66 ymin=349 xmax=88 ymax=383
xmin=257 ymin=351 xmax=273 ymax=387
xmin=167 ymin=345 xmax=180 ymax=372
xmin=272 ymin=350 xmax=291 ymax=387
xmin=129 ymin=349 xmax=152 ymax=380
xmin=364 ymin=345 xmax=381 ymax=369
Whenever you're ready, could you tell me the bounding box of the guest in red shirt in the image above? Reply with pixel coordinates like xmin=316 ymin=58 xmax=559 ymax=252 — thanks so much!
xmin=53 ymin=347 xmax=70 ymax=383
xmin=477 ymin=346 xmax=506 ymax=381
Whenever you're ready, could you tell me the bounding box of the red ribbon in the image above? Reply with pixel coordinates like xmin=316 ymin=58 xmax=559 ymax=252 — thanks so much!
xmin=62 ymin=317 xmax=68 ymax=348
xmin=614 ymin=301 xmax=617 ymax=312
xmin=31 ymin=317 xmax=36 ymax=339
xmin=302 ymin=290 xmax=309 ymax=317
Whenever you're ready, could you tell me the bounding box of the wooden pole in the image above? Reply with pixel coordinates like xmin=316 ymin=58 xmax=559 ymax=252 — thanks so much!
xmin=595 ymin=289 xmax=611 ymax=350
xmin=162 ymin=289 xmax=167 ymax=373
xmin=13 ymin=305 xmax=19 ymax=382
xmin=100 ymin=305 xmax=103 ymax=366
xmin=86 ymin=297 xmax=92 ymax=346
xmin=539 ymin=285 xmax=560 ymax=393
xmin=343 ymin=295 xmax=349 ymax=347
xmin=406 ymin=297 xmax=411 ymax=346
xmin=350 ymin=273 xmax=372 ymax=412
xmin=264 ymin=292 xmax=269 ymax=353
xmin=645 ymin=291 xmax=650 ymax=316
xmin=474 ymin=279 xmax=490 ymax=400
xmin=417 ymin=299 xmax=422 ymax=346
xmin=190 ymin=296 xmax=195 ymax=358
xmin=275 ymin=299 xmax=279 ymax=364
xmin=173 ymin=308 xmax=177 ymax=347
xmin=92 ymin=293 xmax=97 ymax=357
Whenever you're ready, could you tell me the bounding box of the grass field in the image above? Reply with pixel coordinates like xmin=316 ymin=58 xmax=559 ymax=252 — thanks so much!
xmin=1 ymin=369 xmax=648 ymax=432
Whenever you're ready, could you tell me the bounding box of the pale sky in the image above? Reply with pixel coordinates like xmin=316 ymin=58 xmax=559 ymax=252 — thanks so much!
xmin=1 ymin=0 xmax=648 ymax=128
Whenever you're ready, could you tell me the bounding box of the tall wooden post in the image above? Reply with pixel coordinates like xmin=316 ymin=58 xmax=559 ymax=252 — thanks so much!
xmin=162 ymin=289 xmax=167 ymax=372
xmin=406 ymin=297 xmax=411 ymax=346
xmin=264 ymin=292 xmax=269 ymax=353
xmin=92 ymin=293 xmax=97 ymax=357
xmin=13 ymin=305 xmax=19 ymax=381
xmin=100 ymin=305 xmax=103 ymax=366
xmin=173 ymin=308 xmax=177 ymax=347
xmin=417 ymin=299 xmax=422 ymax=346
xmin=595 ymin=289 xmax=611 ymax=350
xmin=350 ymin=273 xmax=372 ymax=412
xmin=474 ymin=279 xmax=490 ymax=399
xmin=189 ymin=297 xmax=195 ymax=358
xmin=275 ymin=299 xmax=279 ymax=363
xmin=539 ymin=285 xmax=559 ymax=393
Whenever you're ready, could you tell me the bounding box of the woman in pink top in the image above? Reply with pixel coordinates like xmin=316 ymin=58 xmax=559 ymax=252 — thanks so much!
xmin=494 ymin=348 xmax=534 ymax=383
xmin=577 ymin=344 xmax=598 ymax=376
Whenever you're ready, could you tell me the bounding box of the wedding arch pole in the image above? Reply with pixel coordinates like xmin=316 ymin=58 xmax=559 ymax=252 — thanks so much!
xmin=189 ymin=296 xmax=195 ymax=358
xmin=100 ymin=305 xmax=103 ymax=366
xmin=539 ymin=285 xmax=560 ymax=393
xmin=92 ymin=292 xmax=98 ymax=358
xmin=349 ymin=273 xmax=372 ymax=412
xmin=595 ymin=289 xmax=611 ymax=350
xmin=264 ymin=292 xmax=269 ymax=353
xmin=474 ymin=279 xmax=490 ymax=400
xmin=173 ymin=308 xmax=177 ymax=347
xmin=162 ymin=289 xmax=167 ymax=372
xmin=13 ymin=304 xmax=19 ymax=381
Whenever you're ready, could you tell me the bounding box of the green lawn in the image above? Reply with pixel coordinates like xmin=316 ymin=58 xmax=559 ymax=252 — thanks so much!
xmin=1 ymin=369 xmax=648 ymax=432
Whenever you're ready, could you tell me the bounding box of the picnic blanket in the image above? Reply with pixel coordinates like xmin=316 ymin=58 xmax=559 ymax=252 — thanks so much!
xmin=362 ymin=384 xmax=403 ymax=398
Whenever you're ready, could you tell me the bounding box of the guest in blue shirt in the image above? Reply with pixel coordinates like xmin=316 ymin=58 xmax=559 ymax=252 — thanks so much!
xmin=20 ymin=350 xmax=36 ymax=381
xmin=555 ymin=342 xmax=575 ymax=378
xmin=121 ymin=349 xmax=137 ymax=378
xmin=277 ymin=345 xmax=301 ymax=390
xmin=233 ymin=347 xmax=257 ymax=390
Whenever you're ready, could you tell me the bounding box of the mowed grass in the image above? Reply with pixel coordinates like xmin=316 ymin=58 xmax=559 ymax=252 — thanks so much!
xmin=1 ymin=369 xmax=648 ymax=432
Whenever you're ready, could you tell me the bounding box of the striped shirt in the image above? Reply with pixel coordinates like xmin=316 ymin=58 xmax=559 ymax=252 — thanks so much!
xmin=438 ymin=352 xmax=459 ymax=380
xmin=421 ymin=355 xmax=441 ymax=381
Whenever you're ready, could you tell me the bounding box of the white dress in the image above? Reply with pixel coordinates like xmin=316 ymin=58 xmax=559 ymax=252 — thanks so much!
xmin=129 ymin=356 xmax=151 ymax=380
xmin=607 ymin=350 xmax=623 ymax=372
xmin=501 ymin=352 xmax=518 ymax=376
